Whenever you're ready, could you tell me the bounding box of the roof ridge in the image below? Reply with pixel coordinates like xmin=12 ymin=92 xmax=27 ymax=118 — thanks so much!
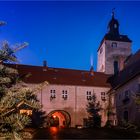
xmin=6 ymin=63 xmax=110 ymax=75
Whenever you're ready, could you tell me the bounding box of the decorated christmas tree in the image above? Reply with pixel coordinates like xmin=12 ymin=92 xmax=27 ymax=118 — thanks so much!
xmin=0 ymin=41 xmax=40 ymax=139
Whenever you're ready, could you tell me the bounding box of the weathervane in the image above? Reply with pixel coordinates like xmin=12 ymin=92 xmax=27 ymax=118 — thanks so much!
xmin=112 ymin=8 xmax=115 ymax=18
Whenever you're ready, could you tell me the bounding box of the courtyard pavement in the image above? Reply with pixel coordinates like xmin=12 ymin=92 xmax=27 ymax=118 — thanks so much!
xmin=32 ymin=127 xmax=140 ymax=139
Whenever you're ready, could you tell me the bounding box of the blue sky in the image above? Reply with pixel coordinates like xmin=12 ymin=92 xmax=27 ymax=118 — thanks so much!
xmin=0 ymin=1 xmax=140 ymax=70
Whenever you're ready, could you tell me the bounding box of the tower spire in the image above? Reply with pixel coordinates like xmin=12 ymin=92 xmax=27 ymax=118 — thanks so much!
xmin=108 ymin=8 xmax=119 ymax=36
xmin=112 ymin=8 xmax=115 ymax=19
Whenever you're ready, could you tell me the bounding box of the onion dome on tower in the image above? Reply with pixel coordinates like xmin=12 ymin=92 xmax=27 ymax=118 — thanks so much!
xmin=107 ymin=9 xmax=119 ymax=37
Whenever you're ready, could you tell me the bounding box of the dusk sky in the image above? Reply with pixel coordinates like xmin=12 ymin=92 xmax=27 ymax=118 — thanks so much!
xmin=0 ymin=1 xmax=140 ymax=70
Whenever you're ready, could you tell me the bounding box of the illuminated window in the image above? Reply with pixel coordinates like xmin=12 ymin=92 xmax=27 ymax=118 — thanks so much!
xmin=62 ymin=90 xmax=68 ymax=100
xmin=20 ymin=109 xmax=32 ymax=116
xmin=86 ymin=91 xmax=92 ymax=100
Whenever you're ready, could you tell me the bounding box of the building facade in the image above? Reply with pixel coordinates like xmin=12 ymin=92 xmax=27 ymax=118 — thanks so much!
xmin=14 ymin=65 xmax=110 ymax=127
xmin=108 ymin=50 xmax=140 ymax=126
xmin=8 ymin=12 xmax=140 ymax=127
xmin=97 ymin=12 xmax=132 ymax=74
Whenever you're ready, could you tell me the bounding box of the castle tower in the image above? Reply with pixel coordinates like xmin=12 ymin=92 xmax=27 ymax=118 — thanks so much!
xmin=97 ymin=10 xmax=132 ymax=75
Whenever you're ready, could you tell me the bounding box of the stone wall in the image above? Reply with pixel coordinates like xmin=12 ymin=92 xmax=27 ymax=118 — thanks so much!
xmin=97 ymin=40 xmax=132 ymax=75
xmin=113 ymin=75 xmax=140 ymax=126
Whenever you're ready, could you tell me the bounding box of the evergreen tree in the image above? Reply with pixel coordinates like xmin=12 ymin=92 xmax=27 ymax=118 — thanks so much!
xmin=86 ymin=94 xmax=102 ymax=128
xmin=31 ymin=110 xmax=47 ymax=128
xmin=0 ymin=41 xmax=40 ymax=139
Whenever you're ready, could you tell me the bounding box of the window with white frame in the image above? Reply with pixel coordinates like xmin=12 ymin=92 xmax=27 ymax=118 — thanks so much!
xmin=62 ymin=90 xmax=68 ymax=100
xmin=86 ymin=91 xmax=92 ymax=101
xmin=101 ymin=92 xmax=106 ymax=101
xmin=50 ymin=89 xmax=56 ymax=98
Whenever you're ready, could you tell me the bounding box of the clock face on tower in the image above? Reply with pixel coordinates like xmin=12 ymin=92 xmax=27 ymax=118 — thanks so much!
xmin=114 ymin=24 xmax=117 ymax=28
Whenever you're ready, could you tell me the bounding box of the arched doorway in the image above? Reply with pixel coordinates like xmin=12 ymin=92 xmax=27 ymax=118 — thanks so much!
xmin=47 ymin=110 xmax=71 ymax=127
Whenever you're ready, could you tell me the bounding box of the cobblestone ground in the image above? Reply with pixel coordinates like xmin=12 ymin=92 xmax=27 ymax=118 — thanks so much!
xmin=33 ymin=127 xmax=140 ymax=139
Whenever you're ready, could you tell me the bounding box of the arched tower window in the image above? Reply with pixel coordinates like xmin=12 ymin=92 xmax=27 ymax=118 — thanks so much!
xmin=114 ymin=61 xmax=119 ymax=74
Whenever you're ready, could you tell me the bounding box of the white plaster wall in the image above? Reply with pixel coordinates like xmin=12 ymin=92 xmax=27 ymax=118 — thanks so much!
xmin=97 ymin=42 xmax=106 ymax=72
xmin=27 ymin=83 xmax=110 ymax=127
xmin=105 ymin=40 xmax=132 ymax=74
xmin=97 ymin=40 xmax=132 ymax=74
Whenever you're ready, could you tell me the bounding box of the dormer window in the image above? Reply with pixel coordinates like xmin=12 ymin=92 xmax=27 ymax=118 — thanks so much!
xmin=112 ymin=42 xmax=117 ymax=48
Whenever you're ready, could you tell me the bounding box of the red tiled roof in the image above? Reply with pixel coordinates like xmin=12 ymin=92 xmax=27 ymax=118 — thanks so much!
xmin=6 ymin=64 xmax=111 ymax=88
xmin=124 ymin=49 xmax=140 ymax=68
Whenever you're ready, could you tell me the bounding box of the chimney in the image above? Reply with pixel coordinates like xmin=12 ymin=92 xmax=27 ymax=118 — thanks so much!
xmin=90 ymin=66 xmax=94 ymax=76
xmin=90 ymin=54 xmax=94 ymax=76
xmin=43 ymin=60 xmax=47 ymax=67
xmin=43 ymin=60 xmax=47 ymax=71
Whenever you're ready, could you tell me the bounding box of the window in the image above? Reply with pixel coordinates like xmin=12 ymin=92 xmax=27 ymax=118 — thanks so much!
xmin=119 ymin=94 xmax=121 ymax=100
xmin=112 ymin=42 xmax=117 ymax=48
xmin=86 ymin=91 xmax=92 ymax=101
xmin=62 ymin=90 xmax=68 ymax=100
xmin=101 ymin=92 xmax=106 ymax=101
xmin=100 ymin=47 xmax=103 ymax=54
xmin=114 ymin=61 xmax=119 ymax=74
xmin=50 ymin=89 xmax=56 ymax=99
xmin=50 ymin=90 xmax=55 ymax=93
xmin=20 ymin=109 xmax=32 ymax=116
xmin=123 ymin=90 xmax=130 ymax=104
xmin=123 ymin=111 xmax=128 ymax=122
xmin=125 ymin=90 xmax=129 ymax=98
